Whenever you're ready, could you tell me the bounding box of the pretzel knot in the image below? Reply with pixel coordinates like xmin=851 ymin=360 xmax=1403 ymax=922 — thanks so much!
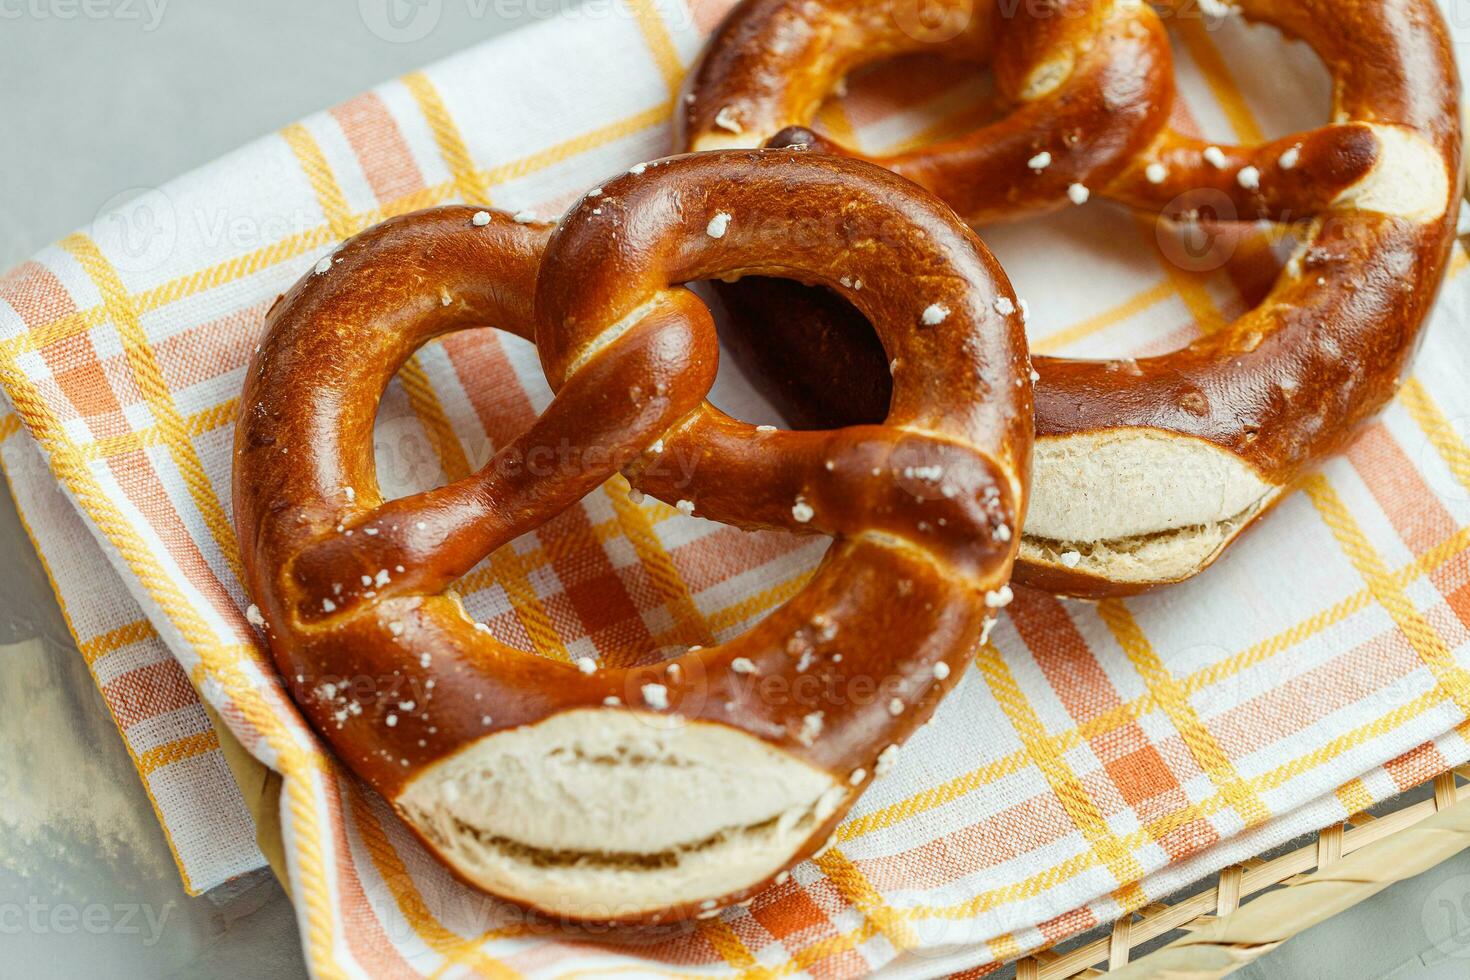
xmin=233 ymin=151 xmax=1032 ymax=922
xmin=686 ymin=0 xmax=1462 ymax=595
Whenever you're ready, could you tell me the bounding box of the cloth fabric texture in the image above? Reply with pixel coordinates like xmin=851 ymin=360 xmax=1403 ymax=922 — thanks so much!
xmin=2 ymin=0 xmax=1470 ymax=973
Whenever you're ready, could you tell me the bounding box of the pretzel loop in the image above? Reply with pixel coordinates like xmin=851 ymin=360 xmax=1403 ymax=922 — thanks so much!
xmin=240 ymin=210 xmax=546 ymax=593
xmin=288 ymin=297 xmax=716 ymax=624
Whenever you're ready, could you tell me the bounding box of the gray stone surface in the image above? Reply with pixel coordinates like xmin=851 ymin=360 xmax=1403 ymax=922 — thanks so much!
xmin=2 ymin=3 xmax=1469 ymax=978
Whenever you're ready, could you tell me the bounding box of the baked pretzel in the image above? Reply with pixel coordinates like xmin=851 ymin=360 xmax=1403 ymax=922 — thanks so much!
xmin=685 ymin=0 xmax=1462 ymax=595
xmin=233 ymin=151 xmax=1032 ymax=922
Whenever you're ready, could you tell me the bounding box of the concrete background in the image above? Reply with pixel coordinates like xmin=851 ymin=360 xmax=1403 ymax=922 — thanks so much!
xmin=2 ymin=2 xmax=1470 ymax=977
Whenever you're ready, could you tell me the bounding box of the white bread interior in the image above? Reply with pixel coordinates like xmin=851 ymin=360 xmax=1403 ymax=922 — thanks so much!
xmin=1021 ymin=428 xmax=1276 ymax=584
xmin=1331 ymin=123 xmax=1450 ymax=223
xmin=397 ymin=709 xmax=840 ymax=918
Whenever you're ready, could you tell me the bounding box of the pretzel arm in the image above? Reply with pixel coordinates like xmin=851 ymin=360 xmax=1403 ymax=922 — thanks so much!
xmin=1109 ymin=124 xmax=1381 ymax=220
xmin=628 ymin=409 xmax=1014 ymax=580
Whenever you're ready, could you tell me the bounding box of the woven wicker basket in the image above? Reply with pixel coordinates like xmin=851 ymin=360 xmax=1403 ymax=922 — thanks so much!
xmin=1005 ymin=767 xmax=1470 ymax=979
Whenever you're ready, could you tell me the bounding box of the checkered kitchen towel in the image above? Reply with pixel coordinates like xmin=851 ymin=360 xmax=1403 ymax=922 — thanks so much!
xmin=4 ymin=0 xmax=1470 ymax=973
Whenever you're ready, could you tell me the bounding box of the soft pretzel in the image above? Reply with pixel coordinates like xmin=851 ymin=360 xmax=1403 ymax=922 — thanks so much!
xmin=233 ymin=151 xmax=1032 ymax=922
xmin=685 ymin=0 xmax=1462 ymax=595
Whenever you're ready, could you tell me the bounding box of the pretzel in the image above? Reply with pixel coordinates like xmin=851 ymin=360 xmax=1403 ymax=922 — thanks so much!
xmin=685 ymin=0 xmax=1462 ymax=595
xmin=233 ymin=151 xmax=1032 ymax=922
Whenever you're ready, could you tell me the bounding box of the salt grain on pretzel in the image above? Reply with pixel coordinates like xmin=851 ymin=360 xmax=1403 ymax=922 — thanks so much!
xmin=234 ymin=152 xmax=1031 ymax=923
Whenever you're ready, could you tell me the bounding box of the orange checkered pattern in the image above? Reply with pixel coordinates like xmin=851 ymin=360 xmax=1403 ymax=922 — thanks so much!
xmin=3 ymin=0 xmax=1470 ymax=974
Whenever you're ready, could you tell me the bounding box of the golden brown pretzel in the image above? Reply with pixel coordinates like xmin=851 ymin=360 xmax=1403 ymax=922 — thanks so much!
xmin=681 ymin=0 xmax=1174 ymax=222
xmin=686 ymin=0 xmax=1462 ymax=595
xmin=233 ymin=151 xmax=1032 ymax=922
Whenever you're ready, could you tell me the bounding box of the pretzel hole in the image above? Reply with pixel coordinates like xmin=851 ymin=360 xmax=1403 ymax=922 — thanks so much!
xmin=812 ymin=54 xmax=1002 ymax=156
xmin=369 ymin=334 xmax=502 ymax=502
xmin=1162 ymin=15 xmax=1329 ymax=144
xmin=1155 ymin=11 xmax=1329 ymax=312
xmin=703 ymin=278 xmax=891 ymax=431
xmin=952 ymin=14 xmax=1333 ymax=351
